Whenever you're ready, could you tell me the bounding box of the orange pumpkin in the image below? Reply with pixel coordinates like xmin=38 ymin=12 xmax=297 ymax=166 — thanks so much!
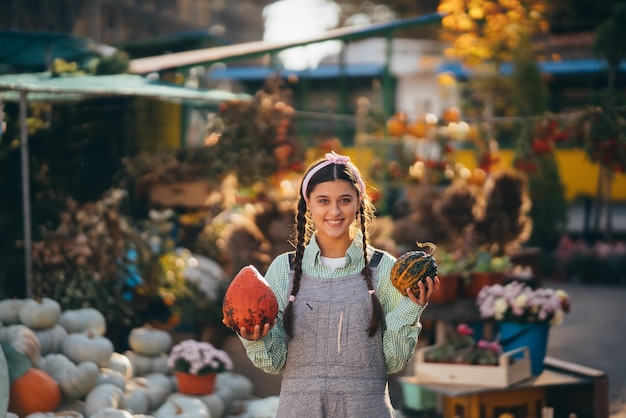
xmin=222 ymin=265 xmax=279 ymax=334
xmin=390 ymin=246 xmax=438 ymax=297
xmin=9 ymin=368 xmax=61 ymax=417
xmin=386 ymin=113 xmax=408 ymax=137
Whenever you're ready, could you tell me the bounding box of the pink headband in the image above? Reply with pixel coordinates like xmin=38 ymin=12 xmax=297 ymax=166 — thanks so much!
xmin=301 ymin=151 xmax=366 ymax=202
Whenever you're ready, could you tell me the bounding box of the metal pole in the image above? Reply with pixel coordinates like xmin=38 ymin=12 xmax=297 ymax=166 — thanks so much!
xmin=19 ymin=90 xmax=33 ymax=297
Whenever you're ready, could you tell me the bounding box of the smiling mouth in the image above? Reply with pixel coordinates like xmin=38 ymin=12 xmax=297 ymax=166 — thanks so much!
xmin=326 ymin=219 xmax=343 ymax=226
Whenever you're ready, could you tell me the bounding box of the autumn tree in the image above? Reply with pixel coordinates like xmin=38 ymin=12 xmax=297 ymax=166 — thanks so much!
xmin=437 ymin=0 xmax=549 ymax=67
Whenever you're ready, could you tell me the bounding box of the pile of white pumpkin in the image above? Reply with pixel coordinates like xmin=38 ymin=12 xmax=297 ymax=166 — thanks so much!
xmin=0 ymin=297 xmax=280 ymax=418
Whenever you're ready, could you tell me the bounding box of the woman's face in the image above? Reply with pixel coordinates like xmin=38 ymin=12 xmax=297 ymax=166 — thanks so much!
xmin=307 ymin=180 xmax=359 ymax=243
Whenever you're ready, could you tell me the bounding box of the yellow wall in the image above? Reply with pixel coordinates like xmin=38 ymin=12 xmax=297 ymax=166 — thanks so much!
xmin=342 ymin=146 xmax=626 ymax=202
xmin=133 ymin=99 xmax=182 ymax=152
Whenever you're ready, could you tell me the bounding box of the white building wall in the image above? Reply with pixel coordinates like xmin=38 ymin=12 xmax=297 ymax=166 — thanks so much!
xmin=325 ymin=37 xmax=460 ymax=119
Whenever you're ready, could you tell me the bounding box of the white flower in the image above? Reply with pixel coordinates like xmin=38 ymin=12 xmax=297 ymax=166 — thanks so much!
xmin=168 ymin=339 xmax=233 ymax=375
xmin=493 ymin=298 xmax=508 ymax=320
xmin=476 ymin=281 xmax=571 ymax=325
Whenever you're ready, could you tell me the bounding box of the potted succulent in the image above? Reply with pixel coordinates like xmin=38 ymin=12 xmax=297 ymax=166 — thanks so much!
xmin=168 ymin=339 xmax=233 ymax=395
xmin=463 ymin=249 xmax=513 ymax=299
xmin=476 ymin=281 xmax=571 ymax=374
xmin=431 ymin=249 xmax=471 ymax=303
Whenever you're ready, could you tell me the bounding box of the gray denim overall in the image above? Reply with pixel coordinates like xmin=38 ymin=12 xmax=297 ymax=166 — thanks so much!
xmin=276 ymin=253 xmax=395 ymax=418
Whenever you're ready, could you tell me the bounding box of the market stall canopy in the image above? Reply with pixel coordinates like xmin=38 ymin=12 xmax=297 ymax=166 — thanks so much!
xmin=0 ymin=30 xmax=110 ymax=72
xmin=0 ymin=72 xmax=249 ymax=104
xmin=128 ymin=12 xmax=445 ymax=74
xmin=0 ymin=72 xmax=248 ymax=299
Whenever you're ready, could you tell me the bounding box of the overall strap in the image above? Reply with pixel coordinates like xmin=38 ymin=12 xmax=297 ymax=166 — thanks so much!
xmin=288 ymin=251 xmax=295 ymax=271
xmin=369 ymin=250 xmax=384 ymax=268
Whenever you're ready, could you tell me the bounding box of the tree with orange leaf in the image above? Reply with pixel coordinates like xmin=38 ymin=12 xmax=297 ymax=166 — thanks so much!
xmin=437 ymin=0 xmax=549 ymax=68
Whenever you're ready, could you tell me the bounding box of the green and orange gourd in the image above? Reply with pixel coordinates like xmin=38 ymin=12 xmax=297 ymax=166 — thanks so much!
xmin=390 ymin=243 xmax=438 ymax=297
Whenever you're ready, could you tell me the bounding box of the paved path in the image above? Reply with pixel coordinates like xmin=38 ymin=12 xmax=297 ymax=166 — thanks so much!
xmin=543 ymin=280 xmax=626 ymax=417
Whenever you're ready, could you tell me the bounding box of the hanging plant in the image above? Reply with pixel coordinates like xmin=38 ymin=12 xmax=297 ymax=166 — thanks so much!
xmin=576 ymin=106 xmax=626 ymax=174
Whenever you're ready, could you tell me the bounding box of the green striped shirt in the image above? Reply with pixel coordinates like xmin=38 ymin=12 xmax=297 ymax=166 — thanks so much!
xmin=240 ymin=232 xmax=426 ymax=375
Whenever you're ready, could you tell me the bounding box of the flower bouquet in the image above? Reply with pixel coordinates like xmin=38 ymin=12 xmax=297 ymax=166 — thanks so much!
xmin=168 ymin=339 xmax=233 ymax=395
xmin=476 ymin=281 xmax=571 ymax=374
xmin=476 ymin=281 xmax=571 ymax=325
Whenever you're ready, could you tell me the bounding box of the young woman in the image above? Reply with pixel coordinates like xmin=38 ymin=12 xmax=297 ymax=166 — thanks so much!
xmin=230 ymin=151 xmax=440 ymax=417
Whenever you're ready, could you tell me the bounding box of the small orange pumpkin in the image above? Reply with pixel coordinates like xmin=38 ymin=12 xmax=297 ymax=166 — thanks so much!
xmin=222 ymin=265 xmax=279 ymax=334
xmin=9 ymin=367 xmax=61 ymax=417
xmin=386 ymin=113 xmax=408 ymax=137
xmin=390 ymin=243 xmax=438 ymax=297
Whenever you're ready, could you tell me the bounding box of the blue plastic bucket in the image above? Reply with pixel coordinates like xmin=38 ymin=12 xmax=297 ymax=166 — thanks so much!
xmin=499 ymin=322 xmax=550 ymax=375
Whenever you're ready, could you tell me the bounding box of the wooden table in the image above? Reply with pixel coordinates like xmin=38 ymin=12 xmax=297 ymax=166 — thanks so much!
xmin=401 ymin=357 xmax=609 ymax=418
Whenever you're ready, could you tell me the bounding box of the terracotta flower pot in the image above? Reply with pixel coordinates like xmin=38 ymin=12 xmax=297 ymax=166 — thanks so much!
xmin=430 ymin=273 xmax=461 ymax=303
xmin=463 ymin=271 xmax=504 ymax=299
xmin=175 ymin=371 xmax=217 ymax=395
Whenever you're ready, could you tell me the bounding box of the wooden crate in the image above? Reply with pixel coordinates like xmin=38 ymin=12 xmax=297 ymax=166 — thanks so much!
xmin=414 ymin=345 xmax=532 ymax=387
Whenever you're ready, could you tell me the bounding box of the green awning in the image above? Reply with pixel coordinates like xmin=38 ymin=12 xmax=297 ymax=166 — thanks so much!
xmin=0 ymin=72 xmax=249 ymax=104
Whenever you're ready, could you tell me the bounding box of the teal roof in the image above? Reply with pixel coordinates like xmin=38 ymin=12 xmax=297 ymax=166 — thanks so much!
xmin=209 ymin=63 xmax=386 ymax=81
xmin=0 ymin=72 xmax=249 ymax=104
xmin=0 ymin=30 xmax=105 ymax=71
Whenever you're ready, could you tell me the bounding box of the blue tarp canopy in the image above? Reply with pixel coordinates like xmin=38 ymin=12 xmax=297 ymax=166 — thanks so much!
xmin=0 ymin=72 xmax=248 ymax=104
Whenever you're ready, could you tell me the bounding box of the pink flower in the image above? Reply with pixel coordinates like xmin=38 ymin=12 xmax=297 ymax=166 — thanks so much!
xmin=457 ymin=323 xmax=474 ymax=336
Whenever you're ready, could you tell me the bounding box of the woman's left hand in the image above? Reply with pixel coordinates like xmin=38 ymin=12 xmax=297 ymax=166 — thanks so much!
xmin=406 ymin=276 xmax=440 ymax=306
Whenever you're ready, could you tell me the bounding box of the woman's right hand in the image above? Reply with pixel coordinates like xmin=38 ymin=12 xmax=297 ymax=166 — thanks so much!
xmin=224 ymin=319 xmax=276 ymax=341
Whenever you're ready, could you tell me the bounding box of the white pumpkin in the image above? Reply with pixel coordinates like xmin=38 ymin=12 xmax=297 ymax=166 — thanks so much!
xmin=59 ymin=399 xmax=86 ymax=416
xmin=18 ymin=297 xmax=61 ymax=329
xmin=0 ymin=324 xmax=41 ymax=365
xmin=63 ymin=331 xmax=114 ymax=366
xmin=98 ymin=368 xmax=127 ymax=391
xmin=242 ymin=396 xmax=280 ymax=418
xmin=35 ymin=324 xmax=68 ymax=355
xmin=59 ymin=308 xmax=106 ymax=336
xmin=125 ymin=351 xmax=170 ymax=376
xmin=127 ymin=376 xmax=170 ymax=411
xmin=84 ymin=384 xmax=126 ymax=416
xmin=170 ymin=393 xmax=224 ymax=418
xmin=144 ymin=372 xmax=176 ymax=393
xmin=25 ymin=411 xmax=84 ymax=418
xmin=216 ymin=371 xmax=253 ymax=399
xmin=122 ymin=386 xmax=150 ymax=415
xmin=88 ymin=407 xmax=133 ymax=418
xmin=104 ymin=352 xmax=134 ymax=381
xmin=0 ymin=298 xmax=24 ymax=325
xmin=39 ymin=353 xmax=99 ymax=399
xmin=128 ymin=326 xmax=172 ymax=356
xmin=152 ymin=397 xmax=210 ymax=418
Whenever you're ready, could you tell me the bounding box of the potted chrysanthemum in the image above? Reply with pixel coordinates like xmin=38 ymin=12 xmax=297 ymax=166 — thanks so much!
xmin=168 ymin=339 xmax=233 ymax=395
xmin=476 ymin=281 xmax=572 ymax=374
